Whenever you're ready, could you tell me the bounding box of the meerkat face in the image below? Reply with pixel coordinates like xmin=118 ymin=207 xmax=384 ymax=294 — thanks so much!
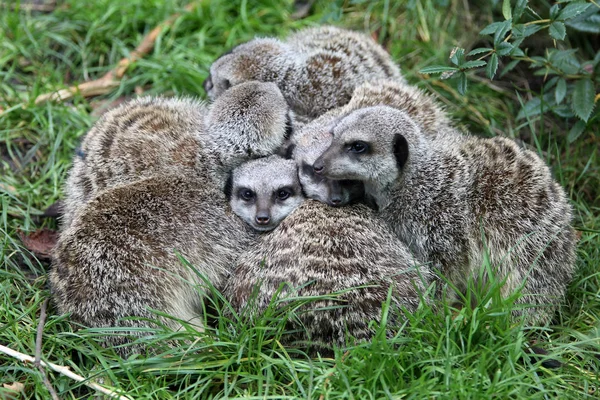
xmin=228 ymin=155 xmax=304 ymax=232
xmin=289 ymin=124 xmax=365 ymax=207
xmin=203 ymin=38 xmax=293 ymax=100
xmin=312 ymin=106 xmax=412 ymax=187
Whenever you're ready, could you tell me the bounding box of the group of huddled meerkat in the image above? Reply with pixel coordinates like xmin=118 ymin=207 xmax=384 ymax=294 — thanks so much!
xmin=49 ymin=26 xmax=577 ymax=356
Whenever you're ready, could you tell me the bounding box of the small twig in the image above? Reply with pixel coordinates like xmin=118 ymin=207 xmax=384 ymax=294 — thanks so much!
xmin=34 ymin=299 xmax=48 ymax=366
xmin=34 ymin=1 xmax=199 ymax=105
xmin=0 ymin=344 xmax=132 ymax=400
xmin=33 ymin=299 xmax=59 ymax=400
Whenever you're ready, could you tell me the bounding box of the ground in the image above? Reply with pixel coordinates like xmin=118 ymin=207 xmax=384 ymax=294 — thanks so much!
xmin=1 ymin=0 xmax=599 ymax=398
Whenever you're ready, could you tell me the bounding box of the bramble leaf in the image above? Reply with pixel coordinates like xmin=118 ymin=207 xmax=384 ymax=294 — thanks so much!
xmin=549 ymin=21 xmax=566 ymax=40
xmin=555 ymin=78 xmax=567 ymax=104
xmin=467 ymin=47 xmax=492 ymax=56
xmin=420 ymin=65 xmax=460 ymax=74
xmin=557 ymin=2 xmax=591 ymax=21
xmin=457 ymin=72 xmax=467 ymax=95
xmin=567 ymin=120 xmax=587 ymax=143
xmin=572 ymin=78 xmax=596 ymax=121
xmin=487 ymin=53 xmax=499 ymax=79
xmin=513 ymin=0 xmax=528 ymax=22
xmin=461 ymin=60 xmax=487 ymax=69
xmin=502 ymin=0 xmax=512 ymax=20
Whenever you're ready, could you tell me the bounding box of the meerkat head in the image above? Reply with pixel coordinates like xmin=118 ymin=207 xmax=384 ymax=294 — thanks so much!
xmin=312 ymin=106 xmax=419 ymax=189
xmin=288 ymin=122 xmax=365 ymax=207
xmin=227 ymin=155 xmax=304 ymax=232
xmin=203 ymin=38 xmax=297 ymax=100
xmin=205 ymin=81 xmax=293 ymax=171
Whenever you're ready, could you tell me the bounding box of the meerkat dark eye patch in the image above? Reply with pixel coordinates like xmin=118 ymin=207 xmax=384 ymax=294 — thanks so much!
xmin=222 ymin=79 xmax=231 ymax=90
xmin=349 ymin=141 xmax=369 ymax=154
xmin=239 ymin=188 xmax=255 ymax=201
xmin=301 ymin=162 xmax=319 ymax=180
xmin=276 ymin=187 xmax=293 ymax=200
xmin=282 ymin=144 xmax=296 ymax=160
xmin=393 ymin=134 xmax=409 ymax=169
xmin=224 ymin=173 xmax=233 ymax=200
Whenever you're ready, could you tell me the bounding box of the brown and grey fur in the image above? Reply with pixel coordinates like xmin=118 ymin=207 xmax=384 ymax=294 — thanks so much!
xmin=289 ymin=79 xmax=456 ymax=206
xmin=52 ymin=82 xmax=291 ymax=355
xmin=228 ymin=155 xmax=304 ymax=232
xmin=314 ymin=106 xmax=576 ymax=324
xmin=62 ymin=81 xmax=290 ymax=228
xmin=224 ymin=200 xmax=429 ymax=352
xmin=204 ymin=26 xmax=404 ymax=120
xmin=51 ymin=174 xmax=254 ymax=355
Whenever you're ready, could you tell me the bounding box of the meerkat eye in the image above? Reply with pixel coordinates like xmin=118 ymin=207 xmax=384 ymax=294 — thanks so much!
xmin=222 ymin=79 xmax=231 ymax=90
xmin=239 ymin=189 xmax=254 ymax=201
xmin=277 ymin=188 xmax=293 ymax=200
xmin=349 ymin=141 xmax=369 ymax=154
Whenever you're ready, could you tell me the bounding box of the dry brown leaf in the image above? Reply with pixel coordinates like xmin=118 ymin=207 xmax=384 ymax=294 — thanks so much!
xmin=2 ymin=382 xmax=25 ymax=399
xmin=18 ymin=228 xmax=58 ymax=259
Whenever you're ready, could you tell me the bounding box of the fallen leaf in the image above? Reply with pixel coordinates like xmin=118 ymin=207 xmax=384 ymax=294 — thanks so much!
xmin=18 ymin=228 xmax=58 ymax=259
xmin=2 ymin=382 xmax=25 ymax=399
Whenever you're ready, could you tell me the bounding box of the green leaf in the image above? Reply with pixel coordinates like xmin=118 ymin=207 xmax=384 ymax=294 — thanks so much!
xmin=517 ymin=97 xmax=543 ymax=120
xmin=567 ymin=120 xmax=587 ymax=143
xmin=557 ymin=2 xmax=591 ymax=21
xmin=523 ymin=25 xmax=543 ymax=37
xmin=550 ymin=4 xmax=560 ymax=20
xmin=501 ymin=59 xmax=520 ymax=77
xmin=461 ymin=60 xmax=487 ymax=69
xmin=544 ymin=76 xmax=560 ymax=91
xmin=513 ymin=0 xmax=527 ymax=22
xmin=555 ymin=78 xmax=567 ymax=104
xmin=467 ymin=47 xmax=492 ymax=56
xmin=502 ymin=0 xmax=512 ymax=20
xmin=494 ymin=20 xmax=512 ymax=46
xmin=457 ymin=72 xmax=467 ymax=95
xmin=496 ymin=42 xmax=513 ymax=56
xmin=487 ymin=53 xmax=499 ymax=79
xmin=419 ymin=65 xmax=460 ymax=74
xmin=549 ymin=21 xmax=566 ymax=40
xmin=553 ymin=104 xmax=575 ymax=118
xmin=510 ymin=47 xmax=525 ymax=57
xmin=549 ymin=49 xmax=578 ymax=63
xmin=450 ymin=47 xmax=465 ymax=66
xmin=566 ymin=12 xmax=600 ymax=33
xmin=480 ymin=22 xmax=503 ymax=35
xmin=572 ymin=78 xmax=596 ymax=122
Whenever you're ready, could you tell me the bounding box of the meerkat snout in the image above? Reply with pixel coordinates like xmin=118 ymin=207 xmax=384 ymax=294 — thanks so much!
xmin=229 ymin=155 xmax=304 ymax=232
xmin=203 ymin=74 xmax=214 ymax=93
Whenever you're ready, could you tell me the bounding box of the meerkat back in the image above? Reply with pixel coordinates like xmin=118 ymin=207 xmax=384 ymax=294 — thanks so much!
xmin=224 ymin=200 xmax=429 ymax=352
xmin=62 ymin=82 xmax=292 ymax=228
xmin=51 ymin=173 xmax=254 ymax=356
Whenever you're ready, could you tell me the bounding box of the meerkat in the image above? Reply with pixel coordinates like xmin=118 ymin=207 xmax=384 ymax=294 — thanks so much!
xmin=227 ymin=155 xmax=304 ymax=232
xmin=203 ymin=26 xmax=404 ymax=120
xmin=52 ymin=82 xmax=291 ymax=355
xmin=286 ymin=78 xmax=457 ymax=207
xmin=224 ymin=200 xmax=430 ymax=352
xmin=51 ymin=173 xmax=255 ymax=356
xmin=61 ymin=81 xmax=291 ymax=228
xmin=313 ymin=105 xmax=576 ymax=324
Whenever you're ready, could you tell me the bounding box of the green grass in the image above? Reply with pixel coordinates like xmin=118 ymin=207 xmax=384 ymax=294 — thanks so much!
xmin=1 ymin=0 xmax=599 ymax=398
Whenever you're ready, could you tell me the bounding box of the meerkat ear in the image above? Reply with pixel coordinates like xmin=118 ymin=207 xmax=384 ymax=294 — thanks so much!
xmin=284 ymin=113 xmax=294 ymax=141
xmin=224 ymin=173 xmax=233 ymax=200
xmin=393 ymin=134 xmax=409 ymax=169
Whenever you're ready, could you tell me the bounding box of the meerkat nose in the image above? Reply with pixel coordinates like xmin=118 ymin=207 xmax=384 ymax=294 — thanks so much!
xmin=330 ymin=197 xmax=342 ymax=206
xmin=255 ymin=214 xmax=271 ymax=225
